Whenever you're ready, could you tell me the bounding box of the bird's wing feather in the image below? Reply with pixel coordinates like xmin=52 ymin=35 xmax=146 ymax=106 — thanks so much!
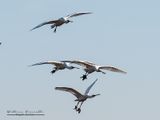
xmin=30 ymin=61 xmax=63 ymax=67
xmin=84 ymin=79 xmax=98 ymax=95
xmin=55 ymin=87 xmax=83 ymax=99
xmin=99 ymin=66 xmax=127 ymax=74
xmin=71 ymin=60 xmax=94 ymax=68
xmin=65 ymin=12 xmax=92 ymax=19
xmin=30 ymin=20 xmax=58 ymax=31
xmin=60 ymin=60 xmax=73 ymax=63
xmin=85 ymin=61 xmax=96 ymax=65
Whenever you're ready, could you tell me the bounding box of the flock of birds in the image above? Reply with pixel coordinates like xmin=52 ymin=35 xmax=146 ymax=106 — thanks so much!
xmin=30 ymin=60 xmax=126 ymax=80
xmin=29 ymin=12 xmax=127 ymax=113
xmin=30 ymin=59 xmax=126 ymax=113
xmin=0 ymin=12 xmax=127 ymax=114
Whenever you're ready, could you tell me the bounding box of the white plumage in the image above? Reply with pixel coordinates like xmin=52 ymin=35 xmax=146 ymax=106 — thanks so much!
xmin=70 ymin=60 xmax=127 ymax=80
xmin=30 ymin=60 xmax=79 ymax=74
xmin=55 ymin=79 xmax=100 ymax=113
xmin=31 ymin=12 xmax=92 ymax=33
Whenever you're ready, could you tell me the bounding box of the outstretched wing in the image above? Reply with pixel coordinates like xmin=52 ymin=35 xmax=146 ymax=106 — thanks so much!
xmin=99 ymin=66 xmax=127 ymax=74
xmin=55 ymin=87 xmax=83 ymax=99
xmin=84 ymin=79 xmax=98 ymax=95
xmin=30 ymin=61 xmax=63 ymax=67
xmin=65 ymin=12 xmax=92 ymax=19
xmin=30 ymin=20 xmax=58 ymax=31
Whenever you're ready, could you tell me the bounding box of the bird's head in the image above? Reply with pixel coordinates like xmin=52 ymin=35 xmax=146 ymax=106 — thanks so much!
xmin=90 ymin=94 xmax=100 ymax=98
xmin=66 ymin=20 xmax=73 ymax=23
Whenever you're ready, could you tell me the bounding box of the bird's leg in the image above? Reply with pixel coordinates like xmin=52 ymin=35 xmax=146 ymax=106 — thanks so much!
xmin=77 ymin=102 xmax=83 ymax=113
xmin=77 ymin=108 xmax=81 ymax=113
xmin=51 ymin=70 xmax=56 ymax=74
xmin=80 ymin=72 xmax=88 ymax=80
xmin=82 ymin=75 xmax=87 ymax=80
xmin=74 ymin=101 xmax=79 ymax=110
xmin=51 ymin=67 xmax=57 ymax=74
xmin=54 ymin=26 xmax=57 ymax=33
xmin=79 ymin=102 xmax=84 ymax=109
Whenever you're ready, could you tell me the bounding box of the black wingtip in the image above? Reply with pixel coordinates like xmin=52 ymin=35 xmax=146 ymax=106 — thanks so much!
xmin=30 ymin=27 xmax=37 ymax=31
xmin=28 ymin=64 xmax=33 ymax=67
xmin=30 ymin=29 xmax=34 ymax=31
xmin=87 ymin=12 xmax=93 ymax=14
xmin=55 ymin=87 xmax=59 ymax=90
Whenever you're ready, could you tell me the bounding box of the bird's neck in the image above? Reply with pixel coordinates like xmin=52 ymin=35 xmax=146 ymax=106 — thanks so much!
xmin=87 ymin=95 xmax=94 ymax=99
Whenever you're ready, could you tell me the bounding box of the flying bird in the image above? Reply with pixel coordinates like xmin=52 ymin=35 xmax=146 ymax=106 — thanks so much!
xmin=30 ymin=60 xmax=79 ymax=74
xmin=30 ymin=12 xmax=92 ymax=33
xmin=70 ymin=60 xmax=127 ymax=80
xmin=55 ymin=79 xmax=100 ymax=113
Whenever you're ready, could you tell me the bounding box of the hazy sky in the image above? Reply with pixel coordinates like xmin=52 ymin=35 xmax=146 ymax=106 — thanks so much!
xmin=0 ymin=0 xmax=160 ymax=120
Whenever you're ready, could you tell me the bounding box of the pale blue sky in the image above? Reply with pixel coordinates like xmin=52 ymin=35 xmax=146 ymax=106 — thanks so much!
xmin=0 ymin=0 xmax=160 ymax=120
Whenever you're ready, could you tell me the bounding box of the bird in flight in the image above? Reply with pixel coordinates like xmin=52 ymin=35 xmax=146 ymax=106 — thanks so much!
xmin=55 ymin=79 xmax=100 ymax=113
xmin=30 ymin=12 xmax=92 ymax=33
xmin=30 ymin=60 xmax=79 ymax=74
xmin=70 ymin=60 xmax=127 ymax=80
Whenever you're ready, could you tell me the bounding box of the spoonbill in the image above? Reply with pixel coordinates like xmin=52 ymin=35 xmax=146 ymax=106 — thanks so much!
xmin=55 ymin=79 xmax=100 ymax=113
xmin=31 ymin=12 xmax=92 ymax=33
xmin=30 ymin=60 xmax=79 ymax=74
xmin=70 ymin=60 xmax=127 ymax=80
